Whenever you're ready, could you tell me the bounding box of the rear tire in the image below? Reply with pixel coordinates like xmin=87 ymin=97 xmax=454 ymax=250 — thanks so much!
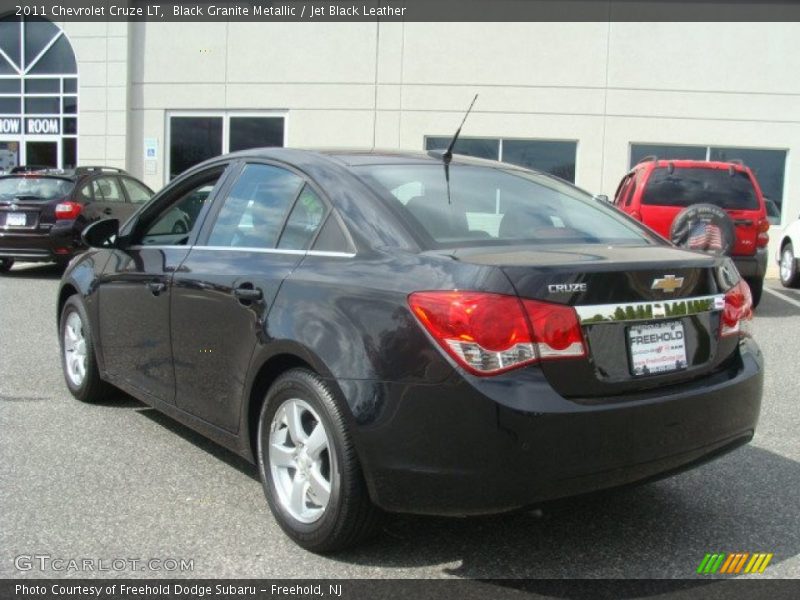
xmin=257 ymin=368 xmax=381 ymax=553
xmin=745 ymin=277 xmax=764 ymax=309
xmin=59 ymin=295 xmax=112 ymax=403
xmin=780 ymin=243 xmax=800 ymax=288
xmin=0 ymin=258 xmax=13 ymax=273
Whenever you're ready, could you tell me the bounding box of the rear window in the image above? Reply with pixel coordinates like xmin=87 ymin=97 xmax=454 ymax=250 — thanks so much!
xmin=642 ymin=167 xmax=759 ymax=210
xmin=355 ymin=164 xmax=652 ymax=247
xmin=0 ymin=177 xmax=74 ymax=201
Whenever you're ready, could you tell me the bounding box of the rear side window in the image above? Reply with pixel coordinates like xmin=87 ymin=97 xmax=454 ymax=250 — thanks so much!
xmin=207 ymin=163 xmax=303 ymax=249
xmin=0 ymin=177 xmax=73 ymax=201
xmin=642 ymin=167 xmax=759 ymax=210
xmin=121 ymin=178 xmax=153 ymax=204
xmin=91 ymin=177 xmax=124 ymax=202
xmin=355 ymin=164 xmax=652 ymax=247
xmin=277 ymin=185 xmax=327 ymax=250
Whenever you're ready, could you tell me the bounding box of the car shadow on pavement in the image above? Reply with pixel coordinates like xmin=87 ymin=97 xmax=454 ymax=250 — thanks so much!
xmin=333 ymin=445 xmax=799 ymax=581
xmin=135 ymin=406 xmax=260 ymax=481
xmin=1 ymin=263 xmax=65 ymax=280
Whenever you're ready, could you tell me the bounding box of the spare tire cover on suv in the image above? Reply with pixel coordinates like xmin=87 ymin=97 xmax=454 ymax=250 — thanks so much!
xmin=669 ymin=203 xmax=736 ymax=256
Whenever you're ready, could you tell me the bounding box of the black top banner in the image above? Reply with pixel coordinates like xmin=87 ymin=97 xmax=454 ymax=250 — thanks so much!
xmin=1 ymin=0 xmax=800 ymax=22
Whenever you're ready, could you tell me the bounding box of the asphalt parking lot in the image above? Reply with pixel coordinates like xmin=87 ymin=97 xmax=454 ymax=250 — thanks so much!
xmin=1 ymin=263 xmax=799 ymax=580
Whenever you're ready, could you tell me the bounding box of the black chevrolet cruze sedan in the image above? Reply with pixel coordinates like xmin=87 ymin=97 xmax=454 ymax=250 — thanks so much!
xmin=57 ymin=149 xmax=763 ymax=552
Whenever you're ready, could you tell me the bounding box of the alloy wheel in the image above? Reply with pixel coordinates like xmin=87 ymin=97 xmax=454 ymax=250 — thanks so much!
xmin=63 ymin=311 xmax=87 ymax=387
xmin=268 ymin=398 xmax=333 ymax=523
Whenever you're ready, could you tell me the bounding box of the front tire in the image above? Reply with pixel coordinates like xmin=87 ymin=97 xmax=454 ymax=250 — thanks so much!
xmin=257 ymin=368 xmax=380 ymax=552
xmin=0 ymin=258 xmax=13 ymax=273
xmin=59 ymin=295 xmax=111 ymax=403
xmin=780 ymin=243 xmax=800 ymax=288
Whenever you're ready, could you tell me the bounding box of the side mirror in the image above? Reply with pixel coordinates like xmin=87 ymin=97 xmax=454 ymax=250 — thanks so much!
xmin=81 ymin=218 xmax=120 ymax=248
xmin=594 ymin=194 xmax=611 ymax=203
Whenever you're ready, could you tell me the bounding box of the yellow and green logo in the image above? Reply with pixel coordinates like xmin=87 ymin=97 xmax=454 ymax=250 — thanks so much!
xmin=697 ymin=552 xmax=773 ymax=575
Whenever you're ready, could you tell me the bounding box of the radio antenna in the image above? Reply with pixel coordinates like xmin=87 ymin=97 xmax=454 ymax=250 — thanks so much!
xmin=440 ymin=94 xmax=478 ymax=204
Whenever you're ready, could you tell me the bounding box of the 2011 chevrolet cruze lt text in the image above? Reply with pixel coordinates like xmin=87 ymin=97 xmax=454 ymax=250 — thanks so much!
xmin=57 ymin=149 xmax=763 ymax=552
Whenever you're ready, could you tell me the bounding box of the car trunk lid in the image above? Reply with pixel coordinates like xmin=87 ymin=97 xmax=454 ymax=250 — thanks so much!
xmin=438 ymin=243 xmax=735 ymax=398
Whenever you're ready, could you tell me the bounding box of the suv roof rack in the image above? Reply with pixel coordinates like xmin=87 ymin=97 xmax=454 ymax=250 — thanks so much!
xmin=637 ymin=155 xmax=658 ymax=164
xmin=74 ymin=166 xmax=129 ymax=176
xmin=727 ymin=159 xmax=745 ymax=166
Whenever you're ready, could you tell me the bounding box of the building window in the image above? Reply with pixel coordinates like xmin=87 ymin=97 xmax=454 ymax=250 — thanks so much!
xmin=167 ymin=112 xmax=286 ymax=180
xmin=424 ymin=136 xmax=577 ymax=183
xmin=0 ymin=16 xmax=78 ymax=171
xmin=630 ymin=143 xmax=788 ymax=220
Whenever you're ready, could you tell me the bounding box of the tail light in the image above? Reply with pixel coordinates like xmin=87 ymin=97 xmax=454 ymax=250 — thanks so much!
xmin=55 ymin=201 xmax=82 ymax=220
xmin=408 ymin=291 xmax=586 ymax=376
xmin=756 ymin=218 xmax=770 ymax=248
xmin=721 ymin=279 xmax=753 ymax=337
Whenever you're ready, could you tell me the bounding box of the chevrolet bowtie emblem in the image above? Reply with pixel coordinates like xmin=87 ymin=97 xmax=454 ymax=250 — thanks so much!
xmin=652 ymin=275 xmax=685 ymax=293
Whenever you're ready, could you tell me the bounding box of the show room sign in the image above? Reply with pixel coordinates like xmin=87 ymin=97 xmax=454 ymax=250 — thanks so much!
xmin=0 ymin=118 xmax=21 ymax=134
xmin=26 ymin=118 xmax=60 ymax=135
xmin=0 ymin=118 xmax=60 ymax=135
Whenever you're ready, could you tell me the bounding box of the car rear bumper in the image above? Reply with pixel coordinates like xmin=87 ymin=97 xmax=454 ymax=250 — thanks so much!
xmin=345 ymin=337 xmax=763 ymax=515
xmin=733 ymin=248 xmax=768 ymax=279
xmin=0 ymin=222 xmax=79 ymax=262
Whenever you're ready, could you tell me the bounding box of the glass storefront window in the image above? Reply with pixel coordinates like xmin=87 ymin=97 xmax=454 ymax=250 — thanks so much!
xmin=168 ymin=113 xmax=286 ymax=180
xmin=424 ymin=136 xmax=578 ymax=182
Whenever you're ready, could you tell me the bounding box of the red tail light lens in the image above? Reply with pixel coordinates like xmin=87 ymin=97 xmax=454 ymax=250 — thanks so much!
xmin=55 ymin=201 xmax=82 ymax=220
xmin=756 ymin=218 xmax=770 ymax=248
xmin=721 ymin=279 xmax=753 ymax=337
xmin=521 ymin=299 xmax=587 ymax=359
xmin=408 ymin=291 xmax=586 ymax=376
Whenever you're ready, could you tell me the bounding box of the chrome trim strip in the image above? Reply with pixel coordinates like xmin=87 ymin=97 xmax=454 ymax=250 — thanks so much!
xmin=126 ymin=245 xmax=354 ymax=258
xmin=574 ymin=294 xmax=725 ymax=325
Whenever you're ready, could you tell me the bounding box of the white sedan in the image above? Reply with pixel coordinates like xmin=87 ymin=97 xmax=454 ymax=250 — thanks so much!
xmin=777 ymin=215 xmax=800 ymax=287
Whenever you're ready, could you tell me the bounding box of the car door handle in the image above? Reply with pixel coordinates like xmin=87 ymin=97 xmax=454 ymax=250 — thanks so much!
xmin=733 ymin=219 xmax=753 ymax=227
xmin=147 ymin=281 xmax=167 ymax=295
xmin=233 ymin=286 xmax=263 ymax=302
xmin=102 ymin=207 xmax=113 ymax=215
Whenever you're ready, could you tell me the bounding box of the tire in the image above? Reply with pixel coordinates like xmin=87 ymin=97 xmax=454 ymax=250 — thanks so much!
xmin=780 ymin=243 xmax=800 ymax=288
xmin=669 ymin=204 xmax=736 ymax=256
xmin=745 ymin=277 xmax=764 ymax=309
xmin=257 ymin=368 xmax=380 ymax=552
xmin=59 ymin=295 xmax=112 ymax=403
xmin=0 ymin=258 xmax=13 ymax=273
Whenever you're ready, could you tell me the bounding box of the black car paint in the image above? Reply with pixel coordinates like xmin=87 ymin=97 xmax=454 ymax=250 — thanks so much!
xmin=58 ymin=149 xmax=763 ymax=515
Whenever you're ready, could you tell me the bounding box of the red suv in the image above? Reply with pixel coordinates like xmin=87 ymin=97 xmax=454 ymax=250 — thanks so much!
xmin=614 ymin=158 xmax=769 ymax=306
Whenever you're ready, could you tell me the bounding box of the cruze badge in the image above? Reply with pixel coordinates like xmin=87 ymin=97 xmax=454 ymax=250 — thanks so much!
xmin=652 ymin=275 xmax=685 ymax=293
xmin=548 ymin=283 xmax=587 ymax=294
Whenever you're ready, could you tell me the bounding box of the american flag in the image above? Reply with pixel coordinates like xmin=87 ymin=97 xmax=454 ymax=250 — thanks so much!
xmin=687 ymin=223 xmax=724 ymax=251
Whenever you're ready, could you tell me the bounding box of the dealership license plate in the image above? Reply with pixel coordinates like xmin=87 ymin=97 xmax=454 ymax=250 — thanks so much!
xmin=5 ymin=212 xmax=26 ymax=227
xmin=628 ymin=321 xmax=687 ymax=376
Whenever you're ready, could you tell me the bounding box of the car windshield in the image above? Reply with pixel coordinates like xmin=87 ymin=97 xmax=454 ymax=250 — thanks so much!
xmin=355 ymin=164 xmax=653 ymax=247
xmin=0 ymin=176 xmax=74 ymax=201
xmin=642 ymin=167 xmax=760 ymax=210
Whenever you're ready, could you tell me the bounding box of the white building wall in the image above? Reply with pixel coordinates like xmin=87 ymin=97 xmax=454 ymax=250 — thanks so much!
xmin=120 ymin=21 xmax=800 ymax=272
xmin=60 ymin=21 xmax=129 ymax=168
